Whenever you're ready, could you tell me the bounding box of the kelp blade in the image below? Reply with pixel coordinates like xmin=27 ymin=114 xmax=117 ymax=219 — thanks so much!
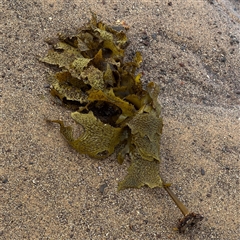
xmin=49 ymin=111 xmax=123 ymax=159
xmin=118 ymin=148 xmax=163 ymax=190
xmin=42 ymin=13 xmax=164 ymax=191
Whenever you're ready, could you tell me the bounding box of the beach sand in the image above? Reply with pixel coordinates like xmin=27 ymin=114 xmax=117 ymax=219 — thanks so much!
xmin=1 ymin=0 xmax=240 ymax=239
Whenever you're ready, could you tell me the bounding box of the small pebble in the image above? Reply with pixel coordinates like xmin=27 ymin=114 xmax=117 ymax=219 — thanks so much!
xmin=141 ymin=33 xmax=148 ymax=40
xmin=2 ymin=177 xmax=8 ymax=183
xmin=99 ymin=183 xmax=108 ymax=194
xmin=201 ymin=168 xmax=206 ymax=175
xmin=220 ymin=56 xmax=226 ymax=62
xmin=44 ymin=84 xmax=50 ymax=88
xmin=151 ymin=33 xmax=157 ymax=40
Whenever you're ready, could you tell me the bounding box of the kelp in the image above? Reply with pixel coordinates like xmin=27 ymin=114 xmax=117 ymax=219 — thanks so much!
xmin=41 ymin=13 xmax=203 ymax=233
xmin=118 ymin=148 xmax=163 ymax=190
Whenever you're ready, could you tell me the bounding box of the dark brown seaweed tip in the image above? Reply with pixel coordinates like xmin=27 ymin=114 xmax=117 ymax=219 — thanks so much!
xmin=177 ymin=212 xmax=204 ymax=233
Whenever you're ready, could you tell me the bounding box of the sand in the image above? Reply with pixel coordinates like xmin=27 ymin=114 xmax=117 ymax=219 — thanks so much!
xmin=1 ymin=0 xmax=240 ymax=239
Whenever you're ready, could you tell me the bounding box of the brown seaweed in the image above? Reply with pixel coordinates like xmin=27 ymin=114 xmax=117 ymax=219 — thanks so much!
xmin=41 ymin=13 xmax=203 ymax=232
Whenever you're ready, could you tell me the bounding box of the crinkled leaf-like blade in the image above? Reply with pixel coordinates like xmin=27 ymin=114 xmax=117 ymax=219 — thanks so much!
xmin=114 ymin=31 xmax=128 ymax=48
xmin=132 ymin=133 xmax=161 ymax=161
xmin=95 ymin=28 xmax=113 ymax=41
xmin=127 ymin=112 xmax=163 ymax=141
xmin=118 ymin=71 xmax=135 ymax=94
xmin=106 ymin=26 xmax=128 ymax=48
xmin=55 ymin=71 xmax=87 ymax=89
xmin=92 ymin=49 xmax=103 ymax=68
xmin=57 ymin=35 xmax=78 ymax=48
xmin=68 ymin=58 xmax=92 ymax=79
xmin=49 ymin=119 xmax=74 ymax=142
xmin=89 ymin=11 xmax=98 ymax=28
xmin=124 ymin=92 xmax=151 ymax=110
xmin=117 ymin=142 xmax=130 ymax=165
xmin=115 ymin=128 xmax=131 ymax=164
xmin=88 ymin=89 xmax=136 ymax=117
xmin=134 ymin=51 xmax=143 ymax=67
xmin=77 ymin=38 xmax=90 ymax=51
xmin=71 ymin=111 xmax=122 ymax=158
xmin=103 ymin=40 xmax=124 ymax=57
xmin=81 ymin=65 xmax=105 ymax=90
xmin=51 ymin=112 xmax=123 ymax=159
xmin=124 ymin=94 xmax=142 ymax=109
xmin=105 ymin=57 xmax=121 ymax=68
xmin=147 ymin=82 xmax=161 ymax=116
xmin=50 ymin=75 xmax=88 ymax=103
xmin=118 ymin=149 xmax=163 ymax=190
xmin=77 ymin=32 xmax=99 ymax=50
xmin=40 ymin=46 xmax=82 ymax=68
xmin=54 ymin=41 xmax=78 ymax=51
xmin=122 ymin=52 xmax=142 ymax=75
xmin=103 ymin=63 xmax=116 ymax=86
